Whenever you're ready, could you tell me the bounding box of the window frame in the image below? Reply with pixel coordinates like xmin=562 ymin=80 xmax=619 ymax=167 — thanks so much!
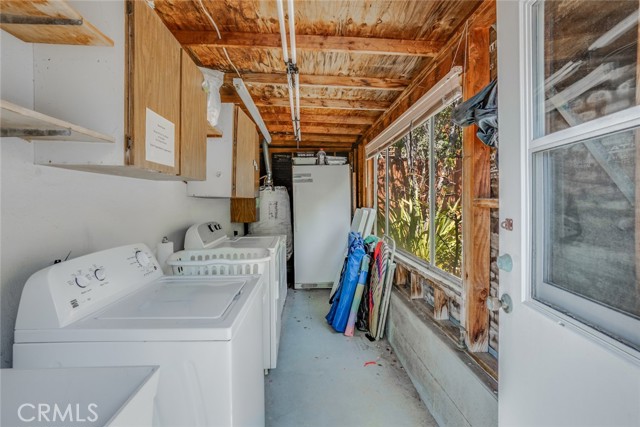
xmin=525 ymin=0 xmax=640 ymax=359
xmin=375 ymin=100 xmax=464 ymax=290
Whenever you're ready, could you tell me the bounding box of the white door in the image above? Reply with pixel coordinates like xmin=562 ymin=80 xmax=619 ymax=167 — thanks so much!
xmin=498 ymin=1 xmax=640 ymax=426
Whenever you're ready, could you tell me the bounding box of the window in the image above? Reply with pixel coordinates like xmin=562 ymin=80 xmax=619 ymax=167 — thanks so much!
xmin=376 ymin=102 xmax=463 ymax=279
xmin=376 ymin=150 xmax=388 ymax=237
xmin=531 ymin=0 xmax=639 ymax=351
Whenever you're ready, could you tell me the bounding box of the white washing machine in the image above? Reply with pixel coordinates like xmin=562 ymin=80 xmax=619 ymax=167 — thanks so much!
xmin=184 ymin=222 xmax=287 ymax=370
xmin=13 ymin=243 xmax=265 ymax=427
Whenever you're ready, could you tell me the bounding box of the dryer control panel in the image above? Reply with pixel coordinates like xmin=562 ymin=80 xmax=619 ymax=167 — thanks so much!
xmin=16 ymin=244 xmax=163 ymax=329
xmin=184 ymin=221 xmax=228 ymax=249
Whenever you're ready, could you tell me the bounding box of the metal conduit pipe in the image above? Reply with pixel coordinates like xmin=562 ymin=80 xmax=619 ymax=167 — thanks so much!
xmin=262 ymin=138 xmax=273 ymax=188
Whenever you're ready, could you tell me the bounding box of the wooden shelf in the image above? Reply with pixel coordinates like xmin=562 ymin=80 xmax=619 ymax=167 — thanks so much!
xmin=207 ymin=124 xmax=223 ymax=137
xmin=1 ymin=100 xmax=114 ymax=143
xmin=0 ymin=0 xmax=112 ymax=46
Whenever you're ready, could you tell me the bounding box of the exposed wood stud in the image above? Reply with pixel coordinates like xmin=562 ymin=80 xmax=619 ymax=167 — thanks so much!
xmin=410 ymin=271 xmax=423 ymax=299
xmin=394 ymin=263 xmax=410 ymax=288
xmin=356 ymin=144 xmax=366 ymax=207
xmin=365 ymin=157 xmax=374 ymax=208
xmin=434 ymin=288 xmax=450 ymax=320
xmin=174 ymin=31 xmax=445 ymax=57
xmin=462 ymin=26 xmax=492 ymax=353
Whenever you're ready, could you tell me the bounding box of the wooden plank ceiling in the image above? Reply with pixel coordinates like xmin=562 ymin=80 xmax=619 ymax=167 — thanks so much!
xmin=153 ymin=0 xmax=484 ymax=150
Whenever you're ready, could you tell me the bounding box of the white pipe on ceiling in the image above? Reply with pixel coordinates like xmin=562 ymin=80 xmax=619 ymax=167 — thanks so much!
xmin=276 ymin=0 xmax=300 ymax=142
xmin=276 ymin=0 xmax=289 ymax=62
xmin=287 ymin=0 xmax=297 ymax=64
xmin=287 ymin=0 xmax=301 ymax=143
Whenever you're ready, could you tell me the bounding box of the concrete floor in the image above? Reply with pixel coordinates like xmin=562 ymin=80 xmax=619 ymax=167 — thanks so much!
xmin=265 ymin=289 xmax=438 ymax=427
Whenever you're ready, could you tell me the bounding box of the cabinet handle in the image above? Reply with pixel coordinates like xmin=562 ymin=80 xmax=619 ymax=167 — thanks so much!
xmin=253 ymin=160 xmax=258 ymax=171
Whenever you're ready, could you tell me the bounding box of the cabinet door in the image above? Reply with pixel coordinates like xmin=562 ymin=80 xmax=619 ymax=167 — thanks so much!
xmin=233 ymin=107 xmax=259 ymax=198
xmin=126 ymin=0 xmax=181 ymax=175
xmin=179 ymin=50 xmax=207 ymax=180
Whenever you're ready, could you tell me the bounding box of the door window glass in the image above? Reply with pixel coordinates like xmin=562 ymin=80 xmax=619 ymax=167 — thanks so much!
xmin=533 ymin=1 xmax=639 ymax=137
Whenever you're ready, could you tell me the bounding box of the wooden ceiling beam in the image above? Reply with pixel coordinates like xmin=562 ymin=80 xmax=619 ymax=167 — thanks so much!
xmin=271 ymin=134 xmax=357 ymax=144
xmin=269 ymin=124 xmax=366 ymax=135
xmin=175 ymin=31 xmax=444 ymax=57
xmin=359 ymin=0 xmax=496 ymax=146
xmin=266 ymin=146 xmax=353 ymax=154
xmin=263 ymin=114 xmax=377 ymax=125
xmin=223 ymin=73 xmax=409 ymax=91
xmin=221 ymin=93 xmax=391 ymax=111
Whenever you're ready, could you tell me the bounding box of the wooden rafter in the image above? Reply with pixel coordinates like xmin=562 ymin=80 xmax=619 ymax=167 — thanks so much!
xmin=175 ymin=31 xmax=444 ymax=57
xmin=359 ymin=0 xmax=496 ymax=146
xmin=223 ymin=73 xmax=409 ymax=91
xmin=221 ymin=93 xmax=391 ymax=111
xmin=263 ymin=114 xmax=378 ymax=126
xmin=271 ymin=134 xmax=357 ymax=144
xmin=267 ymin=146 xmax=353 ymax=153
xmin=269 ymin=124 xmax=366 ymax=135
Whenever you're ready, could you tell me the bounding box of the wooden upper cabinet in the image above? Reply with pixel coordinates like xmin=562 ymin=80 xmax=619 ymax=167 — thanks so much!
xmin=126 ymin=0 xmax=206 ymax=179
xmin=232 ymin=107 xmax=260 ymax=198
xmin=180 ymin=51 xmax=207 ymax=181
xmin=126 ymin=0 xmax=181 ymax=175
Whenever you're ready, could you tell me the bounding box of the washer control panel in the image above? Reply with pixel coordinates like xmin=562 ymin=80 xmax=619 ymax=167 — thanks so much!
xmin=16 ymin=244 xmax=163 ymax=329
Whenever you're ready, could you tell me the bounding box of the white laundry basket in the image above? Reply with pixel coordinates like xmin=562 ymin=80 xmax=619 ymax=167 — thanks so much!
xmin=167 ymin=248 xmax=271 ymax=276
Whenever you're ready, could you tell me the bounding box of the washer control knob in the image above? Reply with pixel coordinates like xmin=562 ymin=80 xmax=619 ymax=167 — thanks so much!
xmin=135 ymin=250 xmax=150 ymax=267
xmin=94 ymin=268 xmax=106 ymax=281
xmin=75 ymin=275 xmax=90 ymax=288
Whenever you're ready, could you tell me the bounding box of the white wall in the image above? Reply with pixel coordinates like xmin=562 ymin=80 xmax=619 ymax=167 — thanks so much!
xmin=0 ymin=32 xmax=239 ymax=368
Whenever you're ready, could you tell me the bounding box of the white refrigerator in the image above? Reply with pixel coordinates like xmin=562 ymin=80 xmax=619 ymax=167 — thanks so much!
xmin=293 ymin=165 xmax=351 ymax=289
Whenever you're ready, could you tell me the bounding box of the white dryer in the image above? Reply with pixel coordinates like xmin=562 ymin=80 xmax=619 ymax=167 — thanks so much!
xmin=184 ymin=222 xmax=287 ymax=370
xmin=13 ymin=244 xmax=265 ymax=427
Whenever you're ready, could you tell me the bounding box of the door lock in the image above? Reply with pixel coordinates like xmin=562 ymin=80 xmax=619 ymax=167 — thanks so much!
xmin=486 ymin=293 xmax=513 ymax=313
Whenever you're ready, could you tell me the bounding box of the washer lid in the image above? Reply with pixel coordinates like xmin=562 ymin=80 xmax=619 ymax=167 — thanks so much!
xmin=97 ymin=279 xmax=244 ymax=320
xmin=14 ymin=276 xmax=262 ymax=343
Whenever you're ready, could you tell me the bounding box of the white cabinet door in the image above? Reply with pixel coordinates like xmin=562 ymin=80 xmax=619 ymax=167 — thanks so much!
xmin=498 ymin=2 xmax=640 ymax=426
xmin=187 ymin=103 xmax=234 ymax=198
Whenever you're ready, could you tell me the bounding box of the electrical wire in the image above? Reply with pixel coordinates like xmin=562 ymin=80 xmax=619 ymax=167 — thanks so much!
xmin=197 ymin=0 xmax=241 ymax=78
xmin=451 ymin=21 xmax=469 ymax=74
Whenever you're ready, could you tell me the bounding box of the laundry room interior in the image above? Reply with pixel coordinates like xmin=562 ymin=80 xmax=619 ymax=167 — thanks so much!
xmin=1 ymin=0 xmax=639 ymax=426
